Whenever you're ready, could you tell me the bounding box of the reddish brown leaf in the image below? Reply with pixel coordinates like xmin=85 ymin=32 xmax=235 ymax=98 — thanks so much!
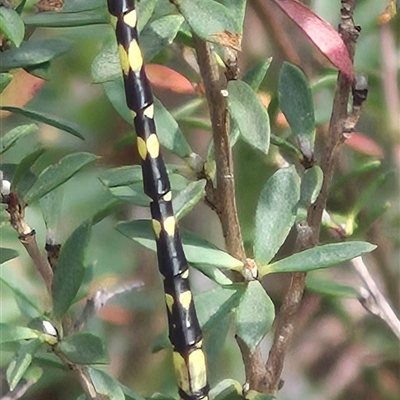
xmin=145 ymin=64 xmax=195 ymax=94
xmin=272 ymin=0 xmax=354 ymax=80
xmin=98 ymin=305 xmax=132 ymax=325
xmin=0 ymin=69 xmax=45 ymax=118
xmin=345 ymin=132 xmax=384 ymax=158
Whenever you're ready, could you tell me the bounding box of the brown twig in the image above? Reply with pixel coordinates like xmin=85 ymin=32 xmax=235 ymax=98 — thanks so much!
xmin=264 ymin=0 xmax=361 ymax=395
xmin=193 ymin=35 xmax=246 ymax=262
xmin=265 ymin=222 xmax=313 ymax=392
xmin=193 ymin=35 xmax=272 ymax=389
xmin=5 ymin=192 xmax=54 ymax=293
xmin=2 ymin=190 xmax=101 ymax=400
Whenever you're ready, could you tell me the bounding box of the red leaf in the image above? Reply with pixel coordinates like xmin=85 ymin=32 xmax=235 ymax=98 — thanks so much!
xmin=0 ymin=69 xmax=45 ymax=118
xmin=345 ymin=132 xmax=384 ymax=158
xmin=145 ymin=64 xmax=195 ymax=94
xmin=272 ymin=0 xmax=354 ymax=80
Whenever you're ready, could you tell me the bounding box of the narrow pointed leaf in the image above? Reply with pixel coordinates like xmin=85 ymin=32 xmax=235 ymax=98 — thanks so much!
xmin=116 ymin=220 xmax=243 ymax=269
xmin=6 ymin=338 xmax=42 ymax=391
xmin=235 ymin=281 xmax=275 ymax=352
xmin=174 ymin=179 xmax=206 ymax=219
xmin=300 ymin=165 xmax=323 ymax=207
xmin=154 ymin=97 xmax=193 ymax=159
xmin=0 ymin=73 xmax=13 ymax=93
xmin=243 ymin=58 xmax=272 ymax=91
xmin=0 ymin=39 xmax=71 ymax=69
xmin=140 ymin=15 xmax=184 ymax=62
xmin=0 ymin=124 xmax=38 ymax=155
xmin=173 ymin=0 xmax=242 ymax=50
xmin=12 ymin=147 xmax=46 ymax=192
xmin=210 ymin=379 xmax=243 ymax=400
xmin=58 ymin=333 xmax=108 ymax=365
xmin=0 ymin=248 xmax=19 ymax=265
xmin=272 ymin=0 xmax=354 ymax=79
xmin=279 ymin=62 xmax=315 ymax=159
xmin=255 ymin=166 xmax=300 ymax=266
xmin=260 ymin=242 xmax=376 ymax=276
xmin=24 ymin=152 xmax=98 ymax=204
xmin=0 ymin=7 xmax=24 ymax=47
xmin=23 ymin=7 xmax=109 ymax=27
xmin=0 ymin=106 xmax=85 ymax=139
xmin=0 ymin=277 xmax=42 ymax=319
xmin=0 ymin=324 xmax=40 ymax=344
xmin=89 ymin=368 xmax=125 ymax=400
xmin=52 ymin=221 xmax=92 ymax=320
xmin=306 ymin=275 xmax=359 ymax=298
xmin=228 ymin=80 xmax=270 ymax=155
xmin=98 ymin=165 xmax=143 ymax=187
xmin=195 ymin=285 xmax=245 ymax=332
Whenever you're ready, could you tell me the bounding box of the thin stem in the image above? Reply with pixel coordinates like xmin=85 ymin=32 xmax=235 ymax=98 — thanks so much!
xmin=193 ymin=35 xmax=270 ymax=389
xmin=193 ymin=35 xmax=246 ymax=262
xmin=264 ymin=0 xmax=360 ymax=394
xmin=352 ymin=256 xmax=400 ymax=339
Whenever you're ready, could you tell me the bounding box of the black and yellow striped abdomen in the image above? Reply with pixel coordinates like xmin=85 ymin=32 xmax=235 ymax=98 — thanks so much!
xmin=107 ymin=1 xmax=209 ymax=399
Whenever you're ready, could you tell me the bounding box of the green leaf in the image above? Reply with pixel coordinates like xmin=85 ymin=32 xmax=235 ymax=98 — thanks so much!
xmin=11 ymin=148 xmax=46 ymax=194
xmin=98 ymin=166 xmax=143 ymax=187
xmin=89 ymin=368 xmax=125 ymax=400
xmin=235 ymin=281 xmax=275 ymax=352
xmin=0 ymin=7 xmax=25 ymax=47
xmin=260 ymin=242 xmax=377 ymax=276
xmin=196 ymin=285 xmax=245 ymax=332
xmin=91 ymin=34 xmax=121 ymax=84
xmin=174 ymin=179 xmax=206 ymax=219
xmin=6 ymin=338 xmax=42 ymax=391
xmin=23 ymin=7 xmax=109 ymax=27
xmin=246 ymin=391 xmax=276 ymax=400
xmin=24 ymin=152 xmax=98 ymax=204
xmin=243 ymin=58 xmax=272 ymax=91
xmin=0 ymin=73 xmax=12 ymax=93
xmin=306 ymin=275 xmax=359 ymax=298
xmin=102 ymin=78 xmax=192 ymax=158
xmin=116 ymin=219 xmax=243 ymax=270
xmin=52 ymin=221 xmax=92 ymax=320
xmin=0 ymin=277 xmax=42 ymax=319
xmin=227 ymin=80 xmax=270 ymax=155
xmin=210 ymin=379 xmax=243 ymax=400
xmin=254 ymin=166 xmax=300 ymax=266
xmin=299 ymin=165 xmax=323 ymax=207
xmin=191 ymin=264 xmax=233 ymax=286
xmin=0 ymin=106 xmax=85 ymax=139
xmin=0 ymin=39 xmax=71 ymax=69
xmin=331 ymin=160 xmax=381 ymax=193
xmin=102 ymin=77 xmax=131 ymax=121
xmin=136 ymin=0 xmax=158 ymax=33
xmin=154 ymin=97 xmax=193 ymax=159
xmin=173 ymin=0 xmax=241 ymax=49
xmin=140 ymin=14 xmax=184 ymax=62
xmin=92 ymin=14 xmax=182 ymax=83
xmin=0 ymin=248 xmax=18 ymax=265
xmin=278 ymin=62 xmax=315 ymax=159
xmin=58 ymin=333 xmax=108 ymax=365
xmin=204 ymin=312 xmax=232 ymax=377
xmin=220 ymin=0 xmax=246 ymax=32
xmin=0 ymin=124 xmax=38 ymax=155
xmin=62 ymin=0 xmax=106 ymax=12
xmin=0 ymin=323 xmax=40 ymax=344
xmin=40 ymin=178 xmax=64 ymax=226
xmin=108 ymin=184 xmax=149 ymax=207
xmin=120 ymin=384 xmax=147 ymax=400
